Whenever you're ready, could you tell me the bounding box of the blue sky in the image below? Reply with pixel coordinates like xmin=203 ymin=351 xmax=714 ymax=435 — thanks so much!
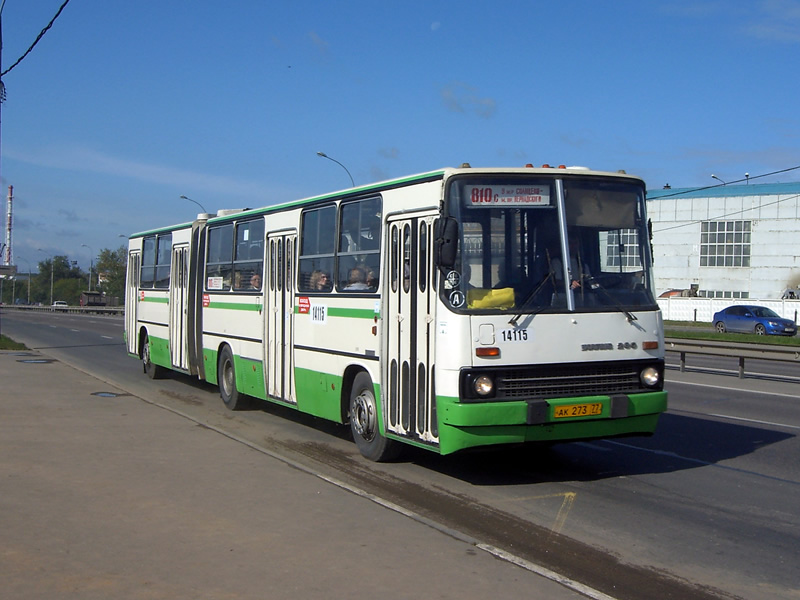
xmin=2 ymin=0 xmax=799 ymax=273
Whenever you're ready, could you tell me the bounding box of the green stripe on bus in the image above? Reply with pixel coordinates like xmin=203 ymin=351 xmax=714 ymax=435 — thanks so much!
xmin=206 ymin=301 xmax=262 ymax=311
xmin=140 ymin=296 xmax=169 ymax=304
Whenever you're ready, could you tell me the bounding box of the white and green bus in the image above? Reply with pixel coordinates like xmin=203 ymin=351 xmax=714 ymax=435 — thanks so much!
xmin=125 ymin=165 xmax=667 ymax=461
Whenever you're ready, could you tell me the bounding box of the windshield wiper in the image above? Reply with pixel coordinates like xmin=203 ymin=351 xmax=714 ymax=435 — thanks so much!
xmin=508 ymin=272 xmax=555 ymax=326
xmin=584 ymin=277 xmax=638 ymax=322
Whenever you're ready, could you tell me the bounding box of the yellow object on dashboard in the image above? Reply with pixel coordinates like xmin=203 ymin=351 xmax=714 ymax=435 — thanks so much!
xmin=467 ymin=287 xmax=515 ymax=309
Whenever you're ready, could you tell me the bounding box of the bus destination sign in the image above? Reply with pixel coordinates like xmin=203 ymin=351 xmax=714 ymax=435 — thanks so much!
xmin=466 ymin=185 xmax=550 ymax=206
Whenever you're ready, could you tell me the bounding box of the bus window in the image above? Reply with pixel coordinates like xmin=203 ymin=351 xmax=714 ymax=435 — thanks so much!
xmin=419 ymin=221 xmax=427 ymax=293
xmin=140 ymin=236 xmax=156 ymax=288
xmin=338 ymin=197 xmax=381 ymax=292
xmin=298 ymin=205 xmax=335 ymax=292
xmin=154 ymin=234 xmax=172 ymax=289
xmin=206 ymin=224 xmax=233 ymax=291
xmin=140 ymin=234 xmax=171 ymax=289
xmin=233 ymin=219 xmax=264 ymax=291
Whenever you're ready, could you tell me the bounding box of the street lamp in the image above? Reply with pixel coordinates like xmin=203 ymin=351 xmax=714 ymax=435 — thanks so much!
xmin=180 ymin=195 xmax=208 ymax=213
xmin=16 ymin=256 xmax=31 ymax=305
xmin=316 ymin=151 xmax=355 ymax=187
xmin=37 ymin=249 xmax=54 ymax=305
xmin=81 ymin=244 xmax=94 ymax=291
xmin=711 ymin=174 xmax=727 ymax=185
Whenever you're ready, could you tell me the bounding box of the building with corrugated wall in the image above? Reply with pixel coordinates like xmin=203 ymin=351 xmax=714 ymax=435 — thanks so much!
xmin=646 ymin=182 xmax=800 ymax=299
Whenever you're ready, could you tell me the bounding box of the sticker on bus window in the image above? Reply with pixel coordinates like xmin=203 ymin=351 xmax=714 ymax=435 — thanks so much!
xmin=207 ymin=276 xmax=225 ymax=290
xmin=466 ymin=185 xmax=550 ymax=206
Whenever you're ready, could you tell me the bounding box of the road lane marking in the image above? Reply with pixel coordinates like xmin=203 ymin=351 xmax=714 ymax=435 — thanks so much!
xmin=667 ymin=378 xmax=799 ymax=400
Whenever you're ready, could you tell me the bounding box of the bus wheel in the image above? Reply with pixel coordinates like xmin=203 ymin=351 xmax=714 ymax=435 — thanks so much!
xmin=349 ymin=372 xmax=400 ymax=462
xmin=218 ymin=346 xmax=247 ymax=410
xmin=142 ymin=333 xmax=164 ymax=380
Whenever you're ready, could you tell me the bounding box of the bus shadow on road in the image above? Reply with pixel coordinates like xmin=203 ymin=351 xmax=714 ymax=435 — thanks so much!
xmin=409 ymin=412 xmax=794 ymax=486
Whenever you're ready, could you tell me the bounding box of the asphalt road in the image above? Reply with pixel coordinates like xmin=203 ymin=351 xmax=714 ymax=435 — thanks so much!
xmin=3 ymin=308 xmax=799 ymax=600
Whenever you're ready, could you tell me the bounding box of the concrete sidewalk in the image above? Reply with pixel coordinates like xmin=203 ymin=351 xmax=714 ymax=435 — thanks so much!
xmin=0 ymin=350 xmax=587 ymax=600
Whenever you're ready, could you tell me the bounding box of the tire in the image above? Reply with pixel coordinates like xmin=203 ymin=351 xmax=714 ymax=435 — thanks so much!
xmin=754 ymin=323 xmax=766 ymax=335
xmin=142 ymin=333 xmax=165 ymax=380
xmin=349 ymin=372 xmax=401 ymax=462
xmin=218 ymin=345 xmax=248 ymax=410
xmin=715 ymin=321 xmax=727 ymax=333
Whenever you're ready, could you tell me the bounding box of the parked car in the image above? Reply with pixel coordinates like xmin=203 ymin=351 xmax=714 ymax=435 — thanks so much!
xmin=52 ymin=301 xmax=68 ymax=308
xmin=712 ymin=305 xmax=797 ymax=336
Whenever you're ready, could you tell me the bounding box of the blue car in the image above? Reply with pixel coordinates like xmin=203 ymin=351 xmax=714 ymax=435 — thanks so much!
xmin=713 ymin=305 xmax=797 ymax=336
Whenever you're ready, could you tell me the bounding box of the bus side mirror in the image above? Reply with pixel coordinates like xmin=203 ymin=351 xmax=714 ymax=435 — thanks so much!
xmin=435 ymin=218 xmax=459 ymax=269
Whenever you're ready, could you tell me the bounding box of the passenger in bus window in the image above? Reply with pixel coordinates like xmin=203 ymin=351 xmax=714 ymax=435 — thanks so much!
xmin=310 ymin=270 xmax=332 ymax=292
xmin=250 ymin=273 xmax=262 ymax=290
xmin=344 ymin=265 xmax=370 ymax=290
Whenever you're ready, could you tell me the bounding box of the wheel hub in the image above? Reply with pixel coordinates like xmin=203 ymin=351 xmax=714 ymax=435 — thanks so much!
xmin=352 ymin=392 xmax=376 ymax=442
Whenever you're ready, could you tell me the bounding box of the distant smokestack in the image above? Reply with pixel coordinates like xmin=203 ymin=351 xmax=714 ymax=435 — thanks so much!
xmin=4 ymin=186 xmax=12 ymax=266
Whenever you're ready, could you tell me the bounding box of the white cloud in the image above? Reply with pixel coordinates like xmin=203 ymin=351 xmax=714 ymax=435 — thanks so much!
xmin=441 ymin=82 xmax=497 ymax=119
xmin=5 ymin=144 xmax=271 ymax=198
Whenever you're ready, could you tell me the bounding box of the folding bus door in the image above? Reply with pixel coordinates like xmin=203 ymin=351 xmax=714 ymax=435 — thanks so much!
xmin=384 ymin=213 xmax=438 ymax=446
xmin=265 ymin=232 xmax=297 ymax=404
xmin=125 ymin=251 xmax=140 ymax=356
xmin=169 ymin=244 xmax=189 ymax=371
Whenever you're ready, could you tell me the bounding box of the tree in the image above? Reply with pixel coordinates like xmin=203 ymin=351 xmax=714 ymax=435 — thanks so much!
xmin=33 ymin=256 xmax=87 ymax=305
xmin=95 ymin=245 xmax=127 ymax=302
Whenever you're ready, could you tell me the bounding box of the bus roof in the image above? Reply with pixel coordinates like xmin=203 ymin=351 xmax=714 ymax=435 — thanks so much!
xmin=130 ymin=165 xmax=644 ymax=236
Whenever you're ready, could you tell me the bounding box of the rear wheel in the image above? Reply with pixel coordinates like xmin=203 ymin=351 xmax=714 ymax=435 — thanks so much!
xmin=349 ymin=372 xmax=400 ymax=462
xmin=142 ymin=333 xmax=165 ymax=380
xmin=218 ymin=346 xmax=248 ymax=410
xmin=715 ymin=321 xmax=727 ymax=333
xmin=754 ymin=323 xmax=766 ymax=335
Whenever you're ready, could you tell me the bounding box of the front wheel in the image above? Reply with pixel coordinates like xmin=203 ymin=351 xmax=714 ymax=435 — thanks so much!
xmin=754 ymin=323 xmax=766 ymax=335
xmin=142 ymin=333 xmax=165 ymax=380
xmin=349 ymin=372 xmax=400 ymax=462
xmin=715 ymin=321 xmax=727 ymax=333
xmin=218 ymin=346 xmax=248 ymax=410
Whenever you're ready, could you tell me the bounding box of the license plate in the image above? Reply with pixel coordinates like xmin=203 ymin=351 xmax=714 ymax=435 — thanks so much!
xmin=554 ymin=402 xmax=603 ymax=418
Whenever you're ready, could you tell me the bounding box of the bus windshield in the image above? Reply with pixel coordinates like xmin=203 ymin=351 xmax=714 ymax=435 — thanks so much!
xmin=442 ymin=175 xmax=657 ymax=314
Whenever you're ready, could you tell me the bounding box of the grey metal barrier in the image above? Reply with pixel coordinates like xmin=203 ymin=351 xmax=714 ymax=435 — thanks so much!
xmin=665 ymin=337 xmax=800 ymax=379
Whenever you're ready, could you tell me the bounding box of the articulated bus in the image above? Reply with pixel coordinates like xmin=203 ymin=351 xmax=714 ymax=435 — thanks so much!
xmin=125 ymin=165 xmax=667 ymax=461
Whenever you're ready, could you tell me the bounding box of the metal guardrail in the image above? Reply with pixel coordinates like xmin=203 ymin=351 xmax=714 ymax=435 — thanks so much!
xmin=665 ymin=337 xmax=800 ymax=379
xmin=0 ymin=304 xmax=124 ymax=316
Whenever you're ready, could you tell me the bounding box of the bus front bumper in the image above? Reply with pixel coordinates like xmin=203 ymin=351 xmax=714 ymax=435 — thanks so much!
xmin=435 ymin=391 xmax=667 ymax=455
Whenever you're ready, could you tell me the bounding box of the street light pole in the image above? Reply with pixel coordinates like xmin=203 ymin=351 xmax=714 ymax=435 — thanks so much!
xmin=711 ymin=174 xmax=727 ymax=185
xmin=316 ymin=151 xmax=355 ymax=187
xmin=81 ymin=243 xmax=93 ymax=291
xmin=180 ymin=195 xmax=208 ymax=213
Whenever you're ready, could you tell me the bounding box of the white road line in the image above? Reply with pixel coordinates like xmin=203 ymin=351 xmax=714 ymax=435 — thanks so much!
xmin=667 ymin=378 xmax=799 ymax=400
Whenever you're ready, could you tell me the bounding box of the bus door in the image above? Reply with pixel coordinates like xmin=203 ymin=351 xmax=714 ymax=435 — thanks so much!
xmin=169 ymin=244 xmax=189 ymax=371
xmin=385 ymin=214 xmax=438 ymax=446
xmin=125 ymin=251 xmax=140 ymax=355
xmin=266 ymin=232 xmax=296 ymax=404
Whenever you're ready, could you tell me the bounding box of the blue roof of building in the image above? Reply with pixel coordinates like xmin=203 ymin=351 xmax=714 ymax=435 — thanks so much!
xmin=647 ymin=181 xmax=800 ymax=200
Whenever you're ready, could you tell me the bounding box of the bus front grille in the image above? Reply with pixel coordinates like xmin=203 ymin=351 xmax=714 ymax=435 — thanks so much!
xmin=461 ymin=360 xmax=662 ymax=402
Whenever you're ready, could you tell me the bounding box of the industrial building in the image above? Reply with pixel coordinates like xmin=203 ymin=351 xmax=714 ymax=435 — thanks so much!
xmin=646 ymin=181 xmax=800 ymax=300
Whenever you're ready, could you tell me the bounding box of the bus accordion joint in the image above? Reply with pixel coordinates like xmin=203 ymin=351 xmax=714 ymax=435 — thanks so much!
xmin=476 ymin=347 xmax=500 ymax=358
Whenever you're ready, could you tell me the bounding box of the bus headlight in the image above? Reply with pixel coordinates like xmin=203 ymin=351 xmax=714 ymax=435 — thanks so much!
xmin=640 ymin=366 xmax=660 ymax=388
xmin=473 ymin=375 xmax=494 ymax=397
